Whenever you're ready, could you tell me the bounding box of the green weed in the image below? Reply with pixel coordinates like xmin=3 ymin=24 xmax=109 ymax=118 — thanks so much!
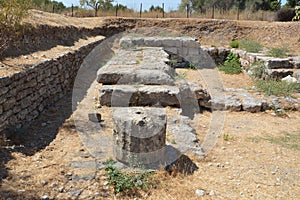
xmin=267 ymin=47 xmax=289 ymax=58
xmin=218 ymin=52 xmax=242 ymax=74
xmin=254 ymin=79 xmax=300 ymax=96
xmin=103 ymin=159 xmax=156 ymax=194
xmin=240 ymin=39 xmax=263 ymax=53
xmin=229 ymin=40 xmax=239 ymax=48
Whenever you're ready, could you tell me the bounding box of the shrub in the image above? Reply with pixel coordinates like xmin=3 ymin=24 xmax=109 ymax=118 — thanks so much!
xmin=254 ymin=79 xmax=300 ymax=96
xmin=275 ymin=8 xmax=295 ymax=21
xmin=240 ymin=39 xmax=263 ymax=53
xmin=218 ymin=52 xmax=242 ymax=74
xmin=103 ymin=159 xmax=156 ymax=194
xmin=267 ymin=47 xmax=289 ymax=58
xmin=229 ymin=40 xmax=239 ymax=48
xmin=0 ymin=0 xmax=31 ymax=59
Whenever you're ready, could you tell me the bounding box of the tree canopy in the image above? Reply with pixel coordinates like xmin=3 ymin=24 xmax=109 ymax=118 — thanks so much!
xmin=180 ymin=0 xmax=283 ymax=13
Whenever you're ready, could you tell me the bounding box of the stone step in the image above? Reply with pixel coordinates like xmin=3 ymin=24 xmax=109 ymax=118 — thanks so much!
xmin=97 ymin=67 xmax=175 ymax=85
xmin=99 ymin=85 xmax=181 ymax=107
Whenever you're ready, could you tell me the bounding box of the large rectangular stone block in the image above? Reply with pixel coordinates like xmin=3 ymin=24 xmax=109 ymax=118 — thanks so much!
xmin=99 ymin=85 xmax=180 ymax=107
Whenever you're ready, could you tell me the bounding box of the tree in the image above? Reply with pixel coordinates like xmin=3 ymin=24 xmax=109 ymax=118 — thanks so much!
xmin=149 ymin=5 xmax=163 ymax=12
xmin=285 ymin=0 xmax=300 ymax=7
xmin=80 ymin=0 xmax=114 ymax=16
xmin=0 ymin=0 xmax=31 ymax=59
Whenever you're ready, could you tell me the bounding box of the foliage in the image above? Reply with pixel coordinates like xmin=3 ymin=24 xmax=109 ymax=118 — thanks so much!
xmin=179 ymin=0 xmax=282 ymax=13
xmin=32 ymin=0 xmax=66 ymax=13
xmin=80 ymin=0 xmax=114 ymax=16
xmin=240 ymin=39 xmax=263 ymax=53
xmin=149 ymin=5 xmax=163 ymax=12
xmin=0 ymin=0 xmax=31 ymax=59
xmin=218 ymin=52 xmax=242 ymax=74
xmin=254 ymin=79 xmax=300 ymax=96
xmin=103 ymin=159 xmax=156 ymax=194
xmin=293 ymin=6 xmax=300 ymax=21
xmin=267 ymin=47 xmax=289 ymax=58
xmin=248 ymin=61 xmax=268 ymax=79
xmin=275 ymin=7 xmax=296 ymax=21
xmin=229 ymin=40 xmax=240 ymax=48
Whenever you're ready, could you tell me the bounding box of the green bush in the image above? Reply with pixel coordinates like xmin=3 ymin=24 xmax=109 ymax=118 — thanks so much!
xmin=240 ymin=39 xmax=263 ymax=53
xmin=103 ymin=159 xmax=156 ymax=194
xmin=229 ymin=40 xmax=239 ymax=48
xmin=267 ymin=47 xmax=289 ymax=58
xmin=218 ymin=52 xmax=242 ymax=74
xmin=254 ymin=79 xmax=300 ymax=96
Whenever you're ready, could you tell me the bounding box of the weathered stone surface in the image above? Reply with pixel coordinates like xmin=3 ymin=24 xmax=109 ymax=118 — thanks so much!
xmin=225 ymin=96 xmax=242 ymax=111
xmin=293 ymin=70 xmax=300 ymax=82
xmin=112 ymin=107 xmax=167 ymax=164
xmin=167 ymin=116 xmax=205 ymax=157
xmin=267 ymin=69 xmax=293 ymax=79
xmin=291 ymin=56 xmax=300 ymax=68
xmin=242 ymin=96 xmax=262 ymax=113
xmin=99 ymin=85 xmax=181 ymax=107
xmin=0 ymin=37 xmax=104 ymax=130
xmin=282 ymin=75 xmax=298 ymax=83
xmin=257 ymin=56 xmax=293 ymax=69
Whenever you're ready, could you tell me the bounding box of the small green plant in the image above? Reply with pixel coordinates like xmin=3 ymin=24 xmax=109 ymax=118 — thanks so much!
xmin=103 ymin=159 xmax=155 ymax=194
xmin=267 ymin=47 xmax=289 ymax=58
xmin=254 ymin=79 xmax=300 ymax=96
xmin=223 ymin=133 xmax=234 ymax=141
xmin=184 ymin=62 xmax=197 ymax=70
xmin=175 ymin=72 xmax=187 ymax=80
xmin=218 ymin=52 xmax=242 ymax=74
xmin=240 ymin=39 xmax=263 ymax=53
xmin=248 ymin=61 xmax=267 ymax=79
xmin=298 ymin=38 xmax=300 ymax=43
xmin=229 ymin=40 xmax=239 ymax=48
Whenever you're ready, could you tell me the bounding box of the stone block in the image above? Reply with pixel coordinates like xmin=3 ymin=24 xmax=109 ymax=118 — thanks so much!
xmin=257 ymin=56 xmax=293 ymax=69
xmin=112 ymin=107 xmax=166 ymax=164
xmin=242 ymin=96 xmax=262 ymax=112
xmin=99 ymin=85 xmax=180 ymax=107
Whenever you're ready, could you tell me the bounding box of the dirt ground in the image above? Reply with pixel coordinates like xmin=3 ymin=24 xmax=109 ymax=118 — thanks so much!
xmin=0 ymin=11 xmax=300 ymax=200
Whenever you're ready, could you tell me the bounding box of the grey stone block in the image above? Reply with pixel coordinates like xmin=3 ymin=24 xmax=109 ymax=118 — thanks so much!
xmin=242 ymin=96 xmax=262 ymax=113
xmin=99 ymin=85 xmax=181 ymax=107
xmin=112 ymin=107 xmax=166 ymax=164
xmin=257 ymin=56 xmax=293 ymax=69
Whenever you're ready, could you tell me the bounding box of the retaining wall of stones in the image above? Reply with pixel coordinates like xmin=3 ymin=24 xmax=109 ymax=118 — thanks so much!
xmin=0 ymin=38 xmax=104 ymax=130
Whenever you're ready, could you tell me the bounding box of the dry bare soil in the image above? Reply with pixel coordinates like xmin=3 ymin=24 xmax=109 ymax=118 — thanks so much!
xmin=0 ymin=11 xmax=299 ymax=200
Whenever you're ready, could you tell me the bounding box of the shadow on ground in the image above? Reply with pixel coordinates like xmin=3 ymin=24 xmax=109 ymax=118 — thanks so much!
xmin=0 ymin=91 xmax=73 ymax=189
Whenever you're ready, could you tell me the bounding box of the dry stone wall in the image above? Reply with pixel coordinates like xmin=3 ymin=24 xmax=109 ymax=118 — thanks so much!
xmin=0 ymin=38 xmax=104 ymax=130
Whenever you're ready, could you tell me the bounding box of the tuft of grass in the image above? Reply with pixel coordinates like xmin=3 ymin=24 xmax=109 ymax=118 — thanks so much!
xmin=103 ymin=159 xmax=156 ymax=194
xmin=254 ymin=79 xmax=300 ymax=96
xmin=266 ymin=133 xmax=300 ymax=151
xmin=298 ymin=38 xmax=300 ymax=43
xmin=229 ymin=40 xmax=239 ymax=48
xmin=240 ymin=39 xmax=263 ymax=53
xmin=218 ymin=52 xmax=242 ymax=74
xmin=247 ymin=133 xmax=300 ymax=151
xmin=223 ymin=133 xmax=234 ymax=141
xmin=266 ymin=47 xmax=289 ymax=58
